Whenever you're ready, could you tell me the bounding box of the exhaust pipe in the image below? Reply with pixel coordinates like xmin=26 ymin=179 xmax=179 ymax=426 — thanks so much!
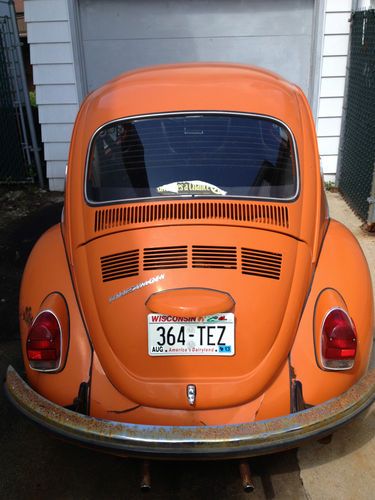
xmin=140 ymin=460 xmax=151 ymax=492
xmin=239 ymin=461 xmax=255 ymax=493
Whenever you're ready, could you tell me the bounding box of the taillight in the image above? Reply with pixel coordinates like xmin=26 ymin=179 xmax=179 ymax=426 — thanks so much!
xmin=27 ymin=311 xmax=61 ymax=371
xmin=321 ymin=308 xmax=357 ymax=370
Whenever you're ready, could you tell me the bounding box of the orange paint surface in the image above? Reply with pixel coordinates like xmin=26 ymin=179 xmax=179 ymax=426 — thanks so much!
xmin=19 ymin=64 xmax=373 ymax=425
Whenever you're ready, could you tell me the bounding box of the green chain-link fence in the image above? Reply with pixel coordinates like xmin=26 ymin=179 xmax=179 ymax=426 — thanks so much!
xmin=0 ymin=16 xmax=29 ymax=182
xmin=338 ymin=10 xmax=375 ymax=223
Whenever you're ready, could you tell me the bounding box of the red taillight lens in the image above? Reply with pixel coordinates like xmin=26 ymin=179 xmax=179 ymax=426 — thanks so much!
xmin=321 ymin=309 xmax=357 ymax=370
xmin=26 ymin=311 xmax=61 ymax=371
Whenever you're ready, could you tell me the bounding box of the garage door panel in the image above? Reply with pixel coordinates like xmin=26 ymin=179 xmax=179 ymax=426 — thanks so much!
xmin=84 ymin=35 xmax=312 ymax=93
xmin=80 ymin=0 xmax=313 ymax=40
xmin=78 ymin=0 xmax=314 ymax=96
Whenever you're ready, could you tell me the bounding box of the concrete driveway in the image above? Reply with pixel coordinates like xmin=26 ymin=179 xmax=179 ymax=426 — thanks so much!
xmin=0 ymin=190 xmax=373 ymax=499
xmin=298 ymin=191 xmax=375 ymax=500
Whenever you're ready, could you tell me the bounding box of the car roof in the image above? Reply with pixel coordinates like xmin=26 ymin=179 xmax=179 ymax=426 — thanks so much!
xmin=82 ymin=63 xmax=304 ymax=135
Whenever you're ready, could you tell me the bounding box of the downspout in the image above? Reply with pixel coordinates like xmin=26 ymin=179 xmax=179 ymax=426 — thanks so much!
xmin=336 ymin=1 xmax=357 ymax=187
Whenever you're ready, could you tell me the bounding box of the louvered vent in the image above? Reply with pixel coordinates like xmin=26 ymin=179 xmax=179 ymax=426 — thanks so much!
xmin=192 ymin=245 xmax=237 ymax=269
xmin=143 ymin=246 xmax=188 ymax=270
xmin=94 ymin=202 xmax=289 ymax=231
xmin=101 ymin=249 xmax=139 ymax=282
xmin=241 ymin=248 xmax=282 ymax=280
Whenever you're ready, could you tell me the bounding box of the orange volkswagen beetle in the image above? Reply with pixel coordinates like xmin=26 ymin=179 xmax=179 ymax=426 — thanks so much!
xmin=5 ymin=64 xmax=375 ymax=466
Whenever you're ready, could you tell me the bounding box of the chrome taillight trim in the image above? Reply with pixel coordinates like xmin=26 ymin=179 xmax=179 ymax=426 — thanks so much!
xmin=320 ymin=307 xmax=357 ymax=372
xmin=26 ymin=309 xmax=63 ymax=373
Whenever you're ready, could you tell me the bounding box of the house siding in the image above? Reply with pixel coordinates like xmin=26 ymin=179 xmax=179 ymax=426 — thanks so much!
xmin=25 ymin=0 xmax=79 ymax=190
xmin=317 ymin=0 xmax=353 ymax=183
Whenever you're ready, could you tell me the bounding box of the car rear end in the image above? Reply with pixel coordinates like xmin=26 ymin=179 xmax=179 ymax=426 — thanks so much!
xmin=6 ymin=65 xmax=374 ymax=459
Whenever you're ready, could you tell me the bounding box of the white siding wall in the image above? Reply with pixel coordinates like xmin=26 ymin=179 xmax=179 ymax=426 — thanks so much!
xmin=317 ymin=0 xmax=352 ymax=183
xmin=25 ymin=0 xmax=79 ymax=191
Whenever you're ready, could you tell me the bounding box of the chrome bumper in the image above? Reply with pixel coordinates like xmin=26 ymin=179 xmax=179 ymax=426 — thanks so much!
xmin=4 ymin=365 xmax=375 ymax=459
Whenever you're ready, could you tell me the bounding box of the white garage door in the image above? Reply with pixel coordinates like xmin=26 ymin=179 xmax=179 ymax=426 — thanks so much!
xmin=78 ymin=0 xmax=314 ymax=95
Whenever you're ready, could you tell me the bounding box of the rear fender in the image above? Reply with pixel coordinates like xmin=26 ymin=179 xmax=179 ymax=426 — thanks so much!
xmin=291 ymin=220 xmax=374 ymax=405
xmin=19 ymin=224 xmax=92 ymax=407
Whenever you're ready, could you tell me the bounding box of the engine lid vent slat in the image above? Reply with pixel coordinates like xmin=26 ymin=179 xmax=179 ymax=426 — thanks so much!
xmin=101 ymin=249 xmax=140 ymax=282
xmin=143 ymin=246 xmax=188 ymax=270
xmin=100 ymin=246 xmax=283 ymax=282
xmin=94 ymin=202 xmax=289 ymax=232
xmin=192 ymin=245 xmax=237 ymax=269
xmin=241 ymin=248 xmax=282 ymax=280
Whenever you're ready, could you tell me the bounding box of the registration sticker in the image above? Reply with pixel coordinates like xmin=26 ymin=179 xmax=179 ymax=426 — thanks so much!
xmin=148 ymin=313 xmax=235 ymax=356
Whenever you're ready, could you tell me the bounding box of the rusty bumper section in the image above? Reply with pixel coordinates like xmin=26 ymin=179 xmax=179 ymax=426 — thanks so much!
xmin=5 ymin=365 xmax=375 ymax=459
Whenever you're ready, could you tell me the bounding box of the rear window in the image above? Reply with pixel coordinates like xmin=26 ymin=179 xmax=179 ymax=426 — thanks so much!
xmin=86 ymin=113 xmax=298 ymax=203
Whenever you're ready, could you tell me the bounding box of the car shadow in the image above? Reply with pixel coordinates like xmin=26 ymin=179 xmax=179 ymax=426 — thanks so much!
xmin=0 ymin=197 xmax=63 ymax=340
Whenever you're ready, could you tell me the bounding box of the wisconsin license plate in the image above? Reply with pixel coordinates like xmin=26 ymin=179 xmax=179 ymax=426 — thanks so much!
xmin=148 ymin=313 xmax=235 ymax=356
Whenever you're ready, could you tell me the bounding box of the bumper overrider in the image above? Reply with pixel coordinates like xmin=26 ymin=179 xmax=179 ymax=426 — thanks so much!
xmin=5 ymin=365 xmax=375 ymax=460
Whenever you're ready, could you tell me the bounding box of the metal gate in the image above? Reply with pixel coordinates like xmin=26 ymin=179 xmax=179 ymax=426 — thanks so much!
xmin=337 ymin=10 xmax=375 ymax=224
xmin=0 ymin=1 xmax=43 ymax=185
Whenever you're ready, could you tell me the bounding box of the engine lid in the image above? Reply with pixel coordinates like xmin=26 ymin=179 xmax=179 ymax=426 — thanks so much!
xmin=73 ymin=225 xmax=312 ymax=409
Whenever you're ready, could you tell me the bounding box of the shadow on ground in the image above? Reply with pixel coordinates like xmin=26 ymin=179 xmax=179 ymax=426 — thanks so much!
xmin=0 ymin=187 xmax=64 ymax=340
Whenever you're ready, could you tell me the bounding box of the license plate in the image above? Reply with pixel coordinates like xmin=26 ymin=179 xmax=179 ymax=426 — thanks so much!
xmin=148 ymin=313 xmax=235 ymax=356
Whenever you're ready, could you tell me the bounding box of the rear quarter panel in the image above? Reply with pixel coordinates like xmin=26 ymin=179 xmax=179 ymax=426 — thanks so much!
xmin=291 ymin=219 xmax=374 ymax=405
xmin=19 ymin=224 xmax=92 ymax=406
